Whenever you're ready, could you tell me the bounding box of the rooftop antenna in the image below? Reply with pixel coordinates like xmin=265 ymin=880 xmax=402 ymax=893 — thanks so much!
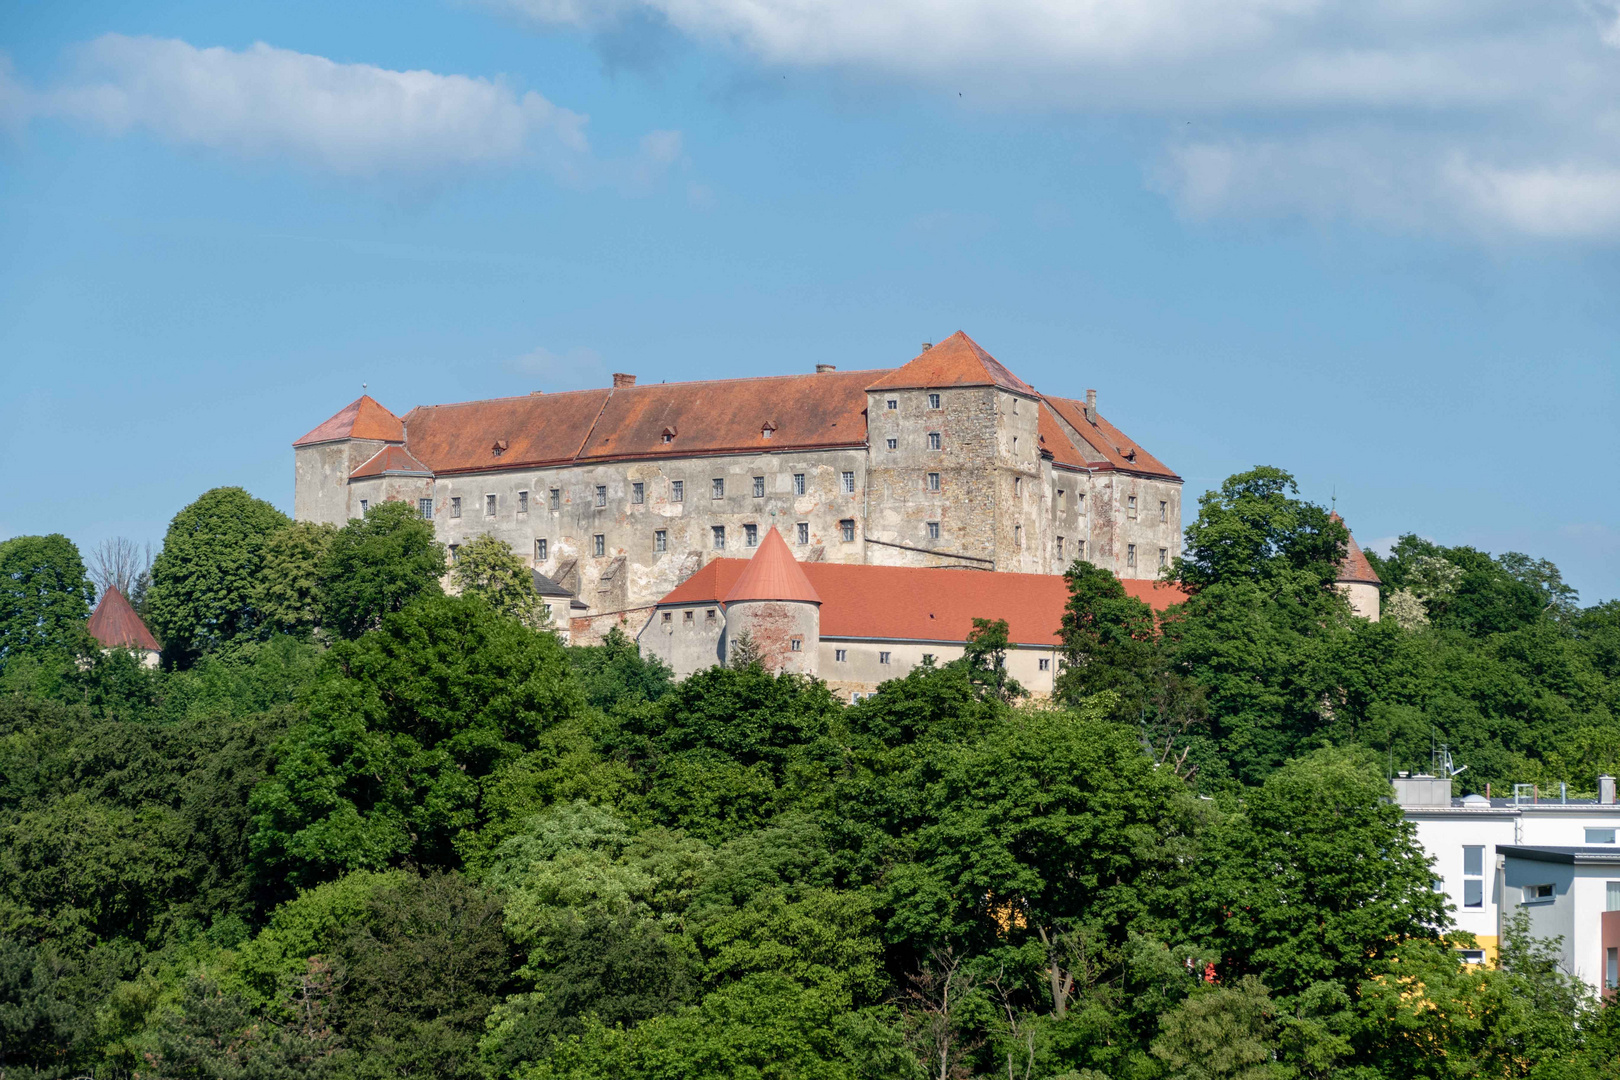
xmin=1331 ymin=485 xmax=1337 ymax=513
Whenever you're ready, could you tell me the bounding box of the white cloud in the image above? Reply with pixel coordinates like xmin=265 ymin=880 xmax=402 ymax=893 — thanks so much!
xmin=487 ymin=0 xmax=1620 ymax=239
xmin=19 ymin=35 xmax=594 ymax=177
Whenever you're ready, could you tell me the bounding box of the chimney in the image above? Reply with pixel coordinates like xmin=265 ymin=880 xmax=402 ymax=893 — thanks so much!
xmin=1601 ymin=775 xmax=1616 ymax=804
xmin=920 ymin=342 xmax=933 ymax=352
xmin=1084 ymin=388 xmax=1097 ymax=423
xmin=612 ymin=373 xmax=636 ymax=388
xmin=816 ymin=363 xmax=837 ymax=373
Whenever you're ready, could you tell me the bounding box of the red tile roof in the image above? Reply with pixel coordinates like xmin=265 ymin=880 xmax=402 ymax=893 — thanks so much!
xmin=661 ymin=560 xmax=1187 ymax=646
xmin=1040 ymin=395 xmax=1179 ymax=480
xmin=294 ymin=395 xmax=405 ymax=447
xmin=349 ymin=444 xmax=434 ymax=479
xmin=724 ymin=527 xmax=822 ymax=604
xmin=1331 ymin=514 xmax=1382 ymax=585
xmin=866 ymin=331 xmax=1039 ymax=396
xmin=86 ymin=586 xmax=160 ymax=652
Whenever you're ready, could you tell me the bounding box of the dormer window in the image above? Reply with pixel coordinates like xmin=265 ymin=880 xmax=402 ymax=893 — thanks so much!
xmin=662 ymin=426 xmax=677 ymax=443
xmin=761 ymin=421 xmax=776 ymax=439
xmin=492 ymin=439 xmax=508 ymax=458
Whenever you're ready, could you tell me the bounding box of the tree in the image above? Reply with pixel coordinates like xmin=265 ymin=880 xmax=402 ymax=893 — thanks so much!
xmin=962 ymin=618 xmax=1024 ymax=702
xmin=1055 ymin=560 xmax=1158 ymax=715
xmin=451 ymin=533 xmax=542 ymax=627
xmin=318 ymin=501 xmax=445 ymax=639
xmin=85 ymin=537 xmax=154 ymax=610
xmin=726 ymin=630 xmax=762 ymax=669
xmin=145 ymin=488 xmax=290 ymax=666
xmin=1150 ymin=976 xmax=1278 ymax=1080
xmin=0 ymin=534 xmax=95 ymax=668
xmin=255 ymin=521 xmax=337 ymax=639
xmin=1175 ymin=467 xmax=1347 ymax=592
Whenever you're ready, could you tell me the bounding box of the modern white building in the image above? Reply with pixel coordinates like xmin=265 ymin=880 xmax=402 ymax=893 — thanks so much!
xmin=1396 ymin=774 xmax=1620 ymax=998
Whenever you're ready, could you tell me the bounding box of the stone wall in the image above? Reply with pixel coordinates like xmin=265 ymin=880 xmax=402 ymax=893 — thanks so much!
xmin=726 ymin=599 xmax=820 ymax=676
xmin=293 ymin=439 xmax=392 ymax=523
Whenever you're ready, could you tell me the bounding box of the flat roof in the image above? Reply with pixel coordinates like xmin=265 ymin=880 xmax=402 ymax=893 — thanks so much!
xmin=1498 ymin=845 xmax=1620 ymax=866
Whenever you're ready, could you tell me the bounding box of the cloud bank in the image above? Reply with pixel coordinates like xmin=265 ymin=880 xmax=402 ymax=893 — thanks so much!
xmin=486 ymin=0 xmax=1620 ymax=238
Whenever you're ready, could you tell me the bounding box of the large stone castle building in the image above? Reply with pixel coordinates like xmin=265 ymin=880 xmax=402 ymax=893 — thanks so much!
xmin=292 ymin=332 xmax=1184 ymax=635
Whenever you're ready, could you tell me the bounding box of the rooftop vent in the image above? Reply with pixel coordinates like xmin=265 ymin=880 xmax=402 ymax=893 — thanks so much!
xmin=613 ymin=373 xmax=637 ymax=388
xmin=920 ymin=342 xmax=933 ymax=352
xmin=816 ymin=363 xmax=837 ymax=373
xmin=492 ymin=439 xmax=509 ymax=457
xmin=761 ymin=421 xmax=777 ymax=439
xmin=1602 ymin=775 xmax=1617 ymax=804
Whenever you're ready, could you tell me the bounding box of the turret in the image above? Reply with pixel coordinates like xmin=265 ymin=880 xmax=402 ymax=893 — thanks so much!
xmin=1332 ymin=513 xmax=1382 ymax=621
xmin=722 ymin=527 xmax=822 ymax=675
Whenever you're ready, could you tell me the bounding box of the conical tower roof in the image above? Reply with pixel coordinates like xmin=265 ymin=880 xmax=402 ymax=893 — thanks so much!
xmin=294 ymin=395 xmax=405 ymax=447
xmin=866 ymin=331 xmax=1037 ymax=396
xmin=723 ymin=527 xmax=822 ymax=604
xmin=1330 ymin=513 xmax=1381 ymax=586
xmin=87 ymin=586 xmax=161 ymax=652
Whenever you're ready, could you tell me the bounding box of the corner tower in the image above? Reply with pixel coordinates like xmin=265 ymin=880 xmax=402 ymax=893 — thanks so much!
xmin=292 ymin=395 xmax=405 ymax=523
xmin=723 ymin=527 xmax=822 ymax=675
xmin=1332 ymin=513 xmax=1382 ymax=621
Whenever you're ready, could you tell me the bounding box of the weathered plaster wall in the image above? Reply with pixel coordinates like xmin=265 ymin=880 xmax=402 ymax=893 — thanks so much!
xmin=638 ymin=601 xmax=726 ymax=677
xmin=820 ymin=638 xmax=1061 ymax=701
xmin=726 ymin=599 xmax=820 ymax=676
xmin=1340 ymin=581 xmax=1381 ymax=621
xmin=294 ymin=440 xmax=392 ymax=524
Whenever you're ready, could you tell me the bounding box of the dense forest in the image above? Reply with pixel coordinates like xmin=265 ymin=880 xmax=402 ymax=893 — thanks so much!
xmin=1 ymin=467 xmax=1617 ymax=1079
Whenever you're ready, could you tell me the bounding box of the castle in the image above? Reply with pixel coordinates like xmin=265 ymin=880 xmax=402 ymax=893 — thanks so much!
xmin=293 ymin=332 xmax=1185 ymax=638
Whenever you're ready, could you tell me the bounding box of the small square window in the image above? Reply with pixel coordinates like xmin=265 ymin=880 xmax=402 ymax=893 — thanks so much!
xmin=834 ymin=648 xmax=847 ymax=662
xmin=654 ymin=529 xmax=667 ymax=553
xmin=684 ymin=610 xmax=693 ymax=623
xmin=1127 ymin=543 xmax=1137 ymax=567
xmin=662 ymin=430 xmax=674 ymax=444
xmin=886 ymin=438 xmax=898 ymax=450
xmin=593 ymin=534 xmax=605 ymax=556
xmin=1057 ymin=488 xmax=1065 ymax=501
xmin=1524 ymin=883 xmax=1554 ymax=902
xmin=706 ymin=609 xmax=716 ymax=622
xmin=359 ymin=499 xmax=369 ymax=513
xmin=790 ymin=637 xmax=802 ymax=652
xmin=745 ymin=524 xmax=758 ymax=547
xmin=662 ymin=611 xmax=672 ymax=623
xmin=549 ymin=488 xmax=560 ymax=511
xmin=1587 ymin=828 xmax=1617 ymax=844
xmin=1127 ymin=495 xmax=1138 ymax=519
xmin=450 ymin=496 xmax=462 ymax=518
xmin=879 ymin=650 xmax=891 ymax=664
xmin=841 ymin=471 xmax=855 ymax=493
xmin=928 ymin=393 xmax=940 ymax=409
xmin=671 ymin=480 xmax=684 ymax=502
xmin=517 ymin=490 xmax=528 ymax=513
xmin=712 ymin=525 xmax=726 ymax=550
xmin=1459 ymin=949 xmax=1486 ymax=965
xmin=595 ymin=485 xmax=607 ymax=508
xmin=1039 ymin=658 xmax=1051 ymax=671
xmin=928 ymin=432 xmax=941 ymax=451
xmin=927 ymin=521 xmax=940 ymax=540
xmin=796 ymin=522 xmax=809 ymax=544
xmin=793 ymin=473 xmax=805 ymax=495
xmin=535 ymin=538 xmax=548 ymax=561
xmin=927 ymin=472 xmax=940 ymax=491
xmin=419 ymin=498 xmax=433 ymax=519
xmin=712 ymin=478 xmax=725 ymax=499
xmin=632 ymin=482 xmax=644 ymax=504
xmin=886 ymin=398 xmax=898 ymax=410
xmin=485 ymin=494 xmax=497 ymax=517
xmin=1160 ymin=500 xmax=1168 ymax=522
xmin=840 ymin=519 xmax=855 ymax=542
xmin=753 ymin=476 xmax=765 ymax=498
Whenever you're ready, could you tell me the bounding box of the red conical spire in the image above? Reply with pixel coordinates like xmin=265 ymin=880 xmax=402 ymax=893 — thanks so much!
xmin=1330 ymin=512 xmax=1381 ymax=585
xmin=87 ymin=586 xmax=161 ymax=651
xmin=723 ymin=527 xmax=822 ymax=604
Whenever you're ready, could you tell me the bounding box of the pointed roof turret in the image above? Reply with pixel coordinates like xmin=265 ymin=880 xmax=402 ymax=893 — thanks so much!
xmin=723 ymin=527 xmax=822 ymax=605
xmin=866 ymin=332 xmax=1038 ymax=396
xmin=294 ymin=395 xmax=405 ymax=447
xmin=1331 ymin=513 xmax=1382 ymax=586
xmin=87 ymin=586 xmax=161 ymax=652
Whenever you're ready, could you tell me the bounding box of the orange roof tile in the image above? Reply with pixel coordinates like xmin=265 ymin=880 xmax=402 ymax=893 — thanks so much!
xmin=87 ymin=586 xmax=160 ymax=652
xmin=1331 ymin=514 xmax=1382 ymax=585
xmin=349 ymin=444 xmax=433 ymax=479
xmin=294 ymin=395 xmax=405 ymax=447
xmin=724 ymin=527 xmax=822 ymax=604
xmin=866 ymin=331 xmax=1038 ymax=396
xmin=661 ymin=561 xmax=1187 ymax=646
xmin=1040 ymin=395 xmax=1179 ymax=480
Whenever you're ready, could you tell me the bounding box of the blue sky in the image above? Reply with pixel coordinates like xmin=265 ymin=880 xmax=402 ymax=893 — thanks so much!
xmin=3 ymin=0 xmax=1618 ymax=602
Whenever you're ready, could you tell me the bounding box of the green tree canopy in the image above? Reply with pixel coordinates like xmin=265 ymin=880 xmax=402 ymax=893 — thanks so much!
xmin=253 ymin=520 xmax=336 ymax=639
xmin=145 ymin=487 xmax=290 ymax=666
xmin=451 ymin=533 xmax=542 ymax=627
xmin=1176 ymin=467 xmax=1348 ymax=592
xmin=318 ymin=500 xmax=445 ymax=639
xmin=0 ymin=533 xmax=95 ymax=669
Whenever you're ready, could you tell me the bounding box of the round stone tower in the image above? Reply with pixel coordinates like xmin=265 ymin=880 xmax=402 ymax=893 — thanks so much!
xmin=1332 ymin=512 xmax=1382 ymax=621
xmin=723 ymin=526 xmax=822 ymax=675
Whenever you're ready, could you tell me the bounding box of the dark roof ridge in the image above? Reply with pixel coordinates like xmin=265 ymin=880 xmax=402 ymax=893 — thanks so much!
xmin=414 ymin=367 xmax=894 ymax=412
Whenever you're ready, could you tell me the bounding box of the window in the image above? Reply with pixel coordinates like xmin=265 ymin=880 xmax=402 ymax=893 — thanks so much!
xmin=886 ymin=398 xmax=898 ymax=410
xmin=359 ymin=499 xmax=369 ymax=513
xmin=486 ymin=494 xmax=497 ymax=517
xmin=1014 ymin=476 xmax=1022 ymax=495
xmin=886 ymin=438 xmax=898 ymax=450
xmin=684 ymin=610 xmax=693 ymax=623
xmin=1523 ymin=883 xmax=1554 ymax=903
xmin=1013 ymin=436 xmax=1018 ymax=453
xmin=595 ymin=485 xmax=607 ymax=508
xmin=1609 ymin=881 xmax=1620 ymax=911
xmin=654 ymin=529 xmax=667 ymax=552
xmin=793 ymin=473 xmax=805 ymax=495
xmin=928 ymin=393 xmax=940 ymax=409
xmin=928 ymin=432 xmax=942 ymax=451
xmin=517 ymin=490 xmax=528 ymax=513
xmin=1077 ymin=493 xmax=1086 ymax=514
xmin=1127 ymin=495 xmax=1138 ymax=518
xmin=1015 ymin=524 xmax=1023 ymax=549
xmin=662 ymin=611 xmax=672 ymax=623
xmin=1460 ymin=950 xmax=1487 ymax=966
xmin=419 ymin=498 xmax=435 ymax=519
xmin=841 ymin=471 xmax=855 ymax=493
xmin=535 ymin=538 xmax=548 ymax=561
xmin=796 ymin=522 xmax=809 ymax=544
xmin=671 ymin=480 xmax=684 ymax=502
xmin=1127 ymin=543 xmax=1137 ymax=568
xmin=1463 ymin=845 xmax=1484 ymax=909
xmin=927 ymin=522 xmax=940 ymax=540
xmin=1056 ymin=537 xmax=1065 ymax=559
xmin=448 ymin=543 xmax=460 ymax=563
xmin=549 ymin=488 xmax=560 ymax=510
xmin=662 ymin=430 xmax=674 ymax=444
xmin=593 ymin=534 xmax=605 ymax=556
xmin=712 ymin=526 xmax=726 ymax=550
xmin=762 ymin=425 xmax=774 ymax=439
xmin=1077 ymin=539 xmax=1085 ymax=558
xmin=927 ymin=472 xmax=940 ymax=491
xmin=1160 ymin=500 xmax=1168 ymax=522
xmin=451 ymin=496 xmax=462 ymax=518
xmin=879 ymin=651 xmax=891 ymax=665
xmin=745 ymin=524 xmax=758 ymax=547
xmin=834 ymin=648 xmax=847 ymax=662
xmin=753 ymin=476 xmax=765 ymax=498
xmin=706 ymin=609 xmax=716 ymax=622
xmin=1586 ymin=828 xmax=1617 ymax=844
xmin=922 ymin=654 xmax=935 ymax=664
xmin=1039 ymin=658 xmax=1051 ymax=671
xmin=1608 ymin=947 xmax=1618 ymax=991
xmin=840 ymin=519 xmax=855 ymax=542
xmin=790 ymin=637 xmax=802 ymax=652
xmin=632 ymin=482 xmax=644 ymax=504
xmin=1159 ymin=548 xmax=1169 ymax=568
xmin=712 ymin=478 xmax=725 ymax=499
